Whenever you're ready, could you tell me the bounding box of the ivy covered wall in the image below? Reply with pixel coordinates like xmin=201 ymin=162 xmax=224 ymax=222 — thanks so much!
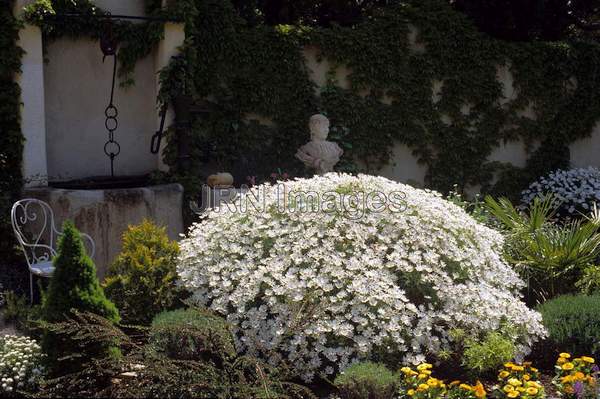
xmin=0 ymin=0 xmax=24 ymax=261
xmin=159 ymin=0 xmax=600 ymax=200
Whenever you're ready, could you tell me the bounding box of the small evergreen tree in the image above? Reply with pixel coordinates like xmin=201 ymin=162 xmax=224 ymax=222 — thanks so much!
xmin=103 ymin=220 xmax=183 ymax=325
xmin=42 ymin=221 xmax=119 ymax=323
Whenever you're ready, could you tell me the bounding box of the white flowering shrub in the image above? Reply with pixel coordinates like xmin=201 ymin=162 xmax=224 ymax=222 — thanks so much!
xmin=521 ymin=167 xmax=600 ymax=217
xmin=178 ymin=173 xmax=546 ymax=381
xmin=0 ymin=335 xmax=44 ymax=394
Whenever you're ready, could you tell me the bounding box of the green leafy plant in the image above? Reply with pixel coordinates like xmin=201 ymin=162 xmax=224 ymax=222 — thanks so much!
xmin=148 ymin=307 xmax=236 ymax=366
xmin=0 ymin=0 xmax=25 ymax=264
xmin=462 ymin=332 xmax=516 ymax=374
xmin=103 ymin=220 xmax=183 ymax=325
xmin=1 ymin=291 xmax=41 ymax=335
xmin=36 ymin=311 xmax=315 ymax=399
xmin=334 ymin=362 xmax=398 ymax=399
xmin=155 ymin=0 xmax=600 ymax=201
xmin=538 ymin=294 xmax=600 ymax=356
xmin=576 ymin=265 xmax=600 ymax=295
xmin=485 ymin=195 xmax=600 ymax=304
xmin=42 ymin=221 xmax=119 ymax=323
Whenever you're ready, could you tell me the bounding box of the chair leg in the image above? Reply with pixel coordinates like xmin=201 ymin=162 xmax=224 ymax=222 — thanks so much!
xmin=29 ymin=273 xmax=34 ymax=305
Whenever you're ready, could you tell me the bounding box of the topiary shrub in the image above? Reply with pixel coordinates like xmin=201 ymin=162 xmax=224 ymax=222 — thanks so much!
xmin=538 ymin=294 xmax=600 ymax=356
xmin=42 ymin=221 xmax=119 ymax=323
xmin=148 ymin=308 xmax=236 ymax=366
xmin=103 ymin=220 xmax=183 ymax=325
xmin=334 ymin=362 xmax=398 ymax=399
xmin=521 ymin=167 xmax=600 ymax=218
xmin=178 ymin=173 xmax=546 ymax=381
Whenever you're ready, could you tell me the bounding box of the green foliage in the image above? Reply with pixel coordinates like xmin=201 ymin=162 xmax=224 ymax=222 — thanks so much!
xmin=334 ymin=362 xmax=398 ymax=399
xmin=155 ymin=0 xmax=600 ymax=200
xmin=37 ymin=311 xmax=315 ymax=398
xmin=40 ymin=222 xmax=119 ymax=374
xmin=446 ymin=186 xmax=495 ymax=227
xmin=462 ymin=332 xmax=516 ymax=374
xmin=452 ymin=0 xmax=600 ymax=41
xmin=0 ymin=0 xmax=24 ymax=263
xmin=103 ymin=220 xmax=183 ymax=325
xmin=485 ymin=195 xmax=600 ymax=304
xmin=148 ymin=308 xmax=236 ymax=365
xmin=42 ymin=221 xmax=119 ymax=323
xmin=576 ymin=265 xmax=600 ymax=295
xmin=1 ymin=291 xmax=42 ymax=335
xmin=538 ymin=294 xmax=600 ymax=356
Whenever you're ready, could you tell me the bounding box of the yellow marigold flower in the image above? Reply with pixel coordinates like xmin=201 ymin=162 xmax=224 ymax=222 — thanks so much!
xmin=409 ymin=370 xmax=419 ymax=376
xmin=407 ymin=389 xmax=415 ymax=396
xmin=517 ymin=387 xmax=526 ymax=393
xmin=530 ymin=367 xmax=538 ymax=372
xmin=401 ymin=366 xmax=412 ymax=374
xmin=499 ymin=371 xmax=510 ymax=379
xmin=418 ymin=373 xmax=428 ymax=379
xmin=504 ymin=385 xmax=514 ymax=393
xmin=557 ymin=357 xmax=567 ymax=364
xmin=417 ymin=363 xmax=433 ymax=371
xmin=504 ymin=362 xmax=514 ymax=368
xmin=523 ymin=374 xmax=530 ymax=381
xmin=581 ymin=356 xmax=595 ymax=364
xmin=460 ymin=383 xmax=473 ymax=391
xmin=427 ymin=378 xmax=438 ymax=387
xmin=450 ymin=380 xmax=461 ymax=386
xmin=507 ymin=391 xmax=519 ymax=398
xmin=508 ymin=378 xmax=522 ymax=386
xmin=512 ymin=365 xmax=525 ymax=372
xmin=559 ymin=353 xmax=571 ymax=359
xmin=473 ymin=381 xmax=486 ymax=398
xmin=573 ymin=372 xmax=585 ymax=381
xmin=561 ymin=375 xmax=572 ymax=384
xmin=422 ymin=370 xmax=432 ymax=375
xmin=418 ymin=384 xmax=430 ymax=391
xmin=561 ymin=363 xmax=575 ymax=371
xmin=526 ymin=381 xmax=542 ymax=389
xmin=523 ymin=362 xmax=532 ymax=367
xmin=526 ymin=387 xmax=539 ymax=395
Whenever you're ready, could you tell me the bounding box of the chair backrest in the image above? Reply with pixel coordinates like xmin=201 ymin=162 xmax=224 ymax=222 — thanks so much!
xmin=11 ymin=198 xmax=96 ymax=269
xmin=11 ymin=199 xmax=60 ymax=268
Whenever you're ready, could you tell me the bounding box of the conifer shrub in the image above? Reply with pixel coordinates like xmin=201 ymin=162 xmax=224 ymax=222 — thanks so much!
xmin=42 ymin=221 xmax=118 ymax=323
xmin=103 ymin=220 xmax=182 ymax=325
xmin=40 ymin=221 xmax=119 ymax=373
xmin=148 ymin=308 xmax=236 ymax=366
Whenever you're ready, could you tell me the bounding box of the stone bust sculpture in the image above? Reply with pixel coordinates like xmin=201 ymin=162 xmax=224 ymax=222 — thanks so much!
xmin=296 ymin=114 xmax=343 ymax=174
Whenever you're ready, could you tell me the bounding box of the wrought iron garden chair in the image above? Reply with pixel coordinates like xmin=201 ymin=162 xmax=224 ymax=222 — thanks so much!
xmin=11 ymin=198 xmax=95 ymax=303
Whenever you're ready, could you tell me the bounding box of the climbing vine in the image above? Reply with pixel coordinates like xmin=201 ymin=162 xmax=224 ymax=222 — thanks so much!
xmin=158 ymin=0 xmax=600 ymax=200
xmin=0 ymin=0 xmax=24 ymax=260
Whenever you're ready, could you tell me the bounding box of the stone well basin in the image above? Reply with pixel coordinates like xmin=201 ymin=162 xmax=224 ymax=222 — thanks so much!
xmin=24 ymin=183 xmax=184 ymax=279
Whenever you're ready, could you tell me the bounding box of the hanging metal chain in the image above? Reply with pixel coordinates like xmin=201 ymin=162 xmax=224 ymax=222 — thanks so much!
xmin=102 ymin=15 xmax=120 ymax=178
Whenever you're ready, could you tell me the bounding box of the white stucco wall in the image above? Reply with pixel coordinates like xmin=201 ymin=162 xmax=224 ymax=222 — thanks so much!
xmin=44 ymin=38 xmax=158 ymax=180
xmin=15 ymin=1 xmax=48 ymax=187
